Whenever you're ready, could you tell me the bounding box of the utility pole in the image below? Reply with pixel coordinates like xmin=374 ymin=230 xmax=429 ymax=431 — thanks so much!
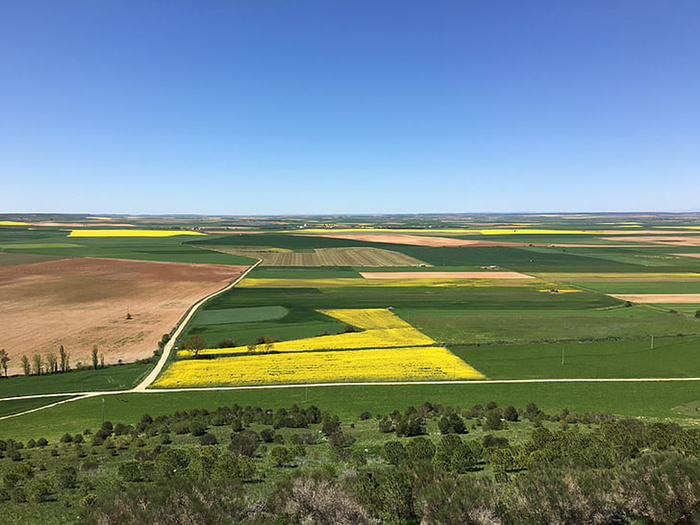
xmin=101 ymin=398 xmax=105 ymax=425
xmin=561 ymin=348 xmax=565 ymax=366
xmin=305 ymin=386 xmax=308 ymax=403
xmin=651 ymin=335 xmax=654 ymax=349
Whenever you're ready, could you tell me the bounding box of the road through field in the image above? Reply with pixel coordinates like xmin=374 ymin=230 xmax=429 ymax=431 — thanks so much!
xmin=2 ymin=377 xmax=700 ymax=422
xmin=132 ymin=259 xmax=262 ymax=391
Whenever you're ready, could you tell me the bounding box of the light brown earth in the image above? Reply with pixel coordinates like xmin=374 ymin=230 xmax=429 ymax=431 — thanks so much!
xmin=304 ymin=233 xmax=510 ymax=247
xmin=0 ymin=258 xmax=246 ymax=374
xmin=671 ymin=253 xmax=700 ymax=259
xmin=304 ymin=233 xmax=651 ymax=248
xmin=610 ymin=294 xmax=700 ymax=303
xmin=209 ymin=246 xmax=428 ymax=266
xmin=360 ymin=271 xmax=534 ymax=279
xmin=602 ymin=236 xmax=700 ymax=246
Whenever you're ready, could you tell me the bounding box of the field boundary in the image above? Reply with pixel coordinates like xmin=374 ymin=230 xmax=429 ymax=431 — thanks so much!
xmin=132 ymin=259 xmax=262 ymax=391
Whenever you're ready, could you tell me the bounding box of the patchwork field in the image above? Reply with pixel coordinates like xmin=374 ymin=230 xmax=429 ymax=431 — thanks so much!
xmin=0 ymin=257 xmax=247 ymax=373
xmin=158 ymin=308 xmax=482 ymax=387
xmin=208 ymin=245 xmax=428 ymax=266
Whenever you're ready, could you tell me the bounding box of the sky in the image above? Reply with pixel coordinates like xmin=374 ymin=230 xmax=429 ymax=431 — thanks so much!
xmin=1 ymin=1 xmax=699 ymax=215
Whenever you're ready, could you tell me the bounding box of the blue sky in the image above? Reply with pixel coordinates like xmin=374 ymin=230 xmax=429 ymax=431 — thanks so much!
xmin=1 ymin=1 xmax=699 ymax=214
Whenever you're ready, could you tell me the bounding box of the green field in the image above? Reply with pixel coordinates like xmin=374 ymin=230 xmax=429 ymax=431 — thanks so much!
xmin=0 ymin=396 xmax=74 ymax=418
xmin=451 ymin=335 xmax=700 ymax=379
xmin=1 ymin=380 xmax=698 ymax=443
xmin=2 ymin=215 xmax=700 ymax=442
xmin=407 ymin=305 xmax=700 ymax=345
xmin=0 ymin=363 xmax=152 ymax=398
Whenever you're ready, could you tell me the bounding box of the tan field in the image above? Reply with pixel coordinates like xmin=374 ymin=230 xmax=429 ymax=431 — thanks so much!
xmin=602 ymin=236 xmax=700 ymax=246
xmin=0 ymin=258 xmax=246 ymax=374
xmin=209 ymin=246 xmax=428 ymax=266
xmin=610 ymin=294 xmax=700 ymax=303
xmin=306 ymin=233 xmax=504 ymax=247
xmin=672 ymin=253 xmax=700 ymax=258
xmin=360 ymin=271 xmax=533 ymax=279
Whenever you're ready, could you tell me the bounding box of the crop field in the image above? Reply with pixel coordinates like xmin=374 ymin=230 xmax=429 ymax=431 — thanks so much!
xmin=156 ymin=346 xmax=482 ymax=387
xmin=68 ymin=229 xmax=206 ymax=237
xmin=1 ymin=214 xmax=699 ymax=439
xmin=0 ymin=257 xmax=247 ymax=373
xmin=163 ymin=308 xmax=481 ymax=387
xmin=209 ymin=245 xmax=428 ymax=266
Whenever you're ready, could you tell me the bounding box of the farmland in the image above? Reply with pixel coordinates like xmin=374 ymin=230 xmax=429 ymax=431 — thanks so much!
xmin=0 ymin=257 xmax=247 ymax=373
xmin=0 ymin=215 xmax=699 ymax=459
xmin=1 ymin=214 xmax=699 ymax=524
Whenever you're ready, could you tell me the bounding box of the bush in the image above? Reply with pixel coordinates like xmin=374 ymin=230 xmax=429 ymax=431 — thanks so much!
xmin=382 ymin=440 xmax=407 ymax=467
xmin=260 ymin=428 xmax=276 ymax=443
xmin=270 ymin=446 xmax=294 ymax=467
xmin=229 ymin=430 xmax=259 ymax=457
xmin=199 ymin=432 xmax=218 ymax=446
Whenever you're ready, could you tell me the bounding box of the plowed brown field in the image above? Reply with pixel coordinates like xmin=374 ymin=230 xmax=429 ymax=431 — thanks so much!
xmin=0 ymin=258 xmax=246 ymax=374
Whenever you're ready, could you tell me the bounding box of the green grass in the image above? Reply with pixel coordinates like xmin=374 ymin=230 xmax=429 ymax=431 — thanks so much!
xmin=246 ymin=267 xmax=362 ymax=278
xmin=576 ymin=281 xmax=700 ymax=294
xmin=1 ymin=380 xmax=698 ymax=442
xmin=451 ymin=335 xmax=700 ymax=380
xmin=194 ymin=306 xmax=288 ymax=325
xmin=406 ymin=306 xmax=700 ymax=344
xmin=0 ymin=363 xmax=152 ymax=398
xmin=0 ymin=396 xmax=74 ymax=418
xmin=0 ymin=233 xmax=256 ymax=265
xmin=183 ymin=306 xmax=346 ymax=347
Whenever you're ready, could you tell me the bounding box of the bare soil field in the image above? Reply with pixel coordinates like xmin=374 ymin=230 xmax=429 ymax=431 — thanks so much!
xmin=0 ymin=258 xmax=246 ymax=374
xmin=307 ymin=233 xmax=505 ymax=247
xmin=672 ymin=253 xmax=700 ymax=259
xmin=610 ymin=294 xmax=700 ymax=303
xmin=210 ymin=246 xmax=428 ymax=266
xmin=360 ymin=271 xmax=533 ymax=279
xmin=307 ymin=233 xmax=645 ymax=248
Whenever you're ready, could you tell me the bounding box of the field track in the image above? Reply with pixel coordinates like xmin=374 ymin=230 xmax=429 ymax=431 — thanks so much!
xmin=2 ymin=376 xmax=700 ymax=422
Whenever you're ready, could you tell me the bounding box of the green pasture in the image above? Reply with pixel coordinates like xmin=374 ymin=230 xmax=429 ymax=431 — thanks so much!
xmin=407 ymin=306 xmax=700 ymax=345
xmin=0 ymin=396 xmax=74 ymax=418
xmin=0 ymin=363 xmax=151 ymax=398
xmin=183 ymin=306 xmax=345 ymax=347
xmin=451 ymin=336 xmax=700 ymax=380
xmin=652 ymin=303 xmax=700 ymax=315
xmin=0 ymin=232 xmax=255 ymax=266
xmin=1 ymin=380 xmax=698 ymax=442
xmin=194 ymin=306 xmax=288 ymax=325
xmin=575 ymin=281 xmax=700 ymax=294
xmin=251 ymin=267 xmax=362 ymax=278
xmin=0 ymin=252 xmax=67 ymax=266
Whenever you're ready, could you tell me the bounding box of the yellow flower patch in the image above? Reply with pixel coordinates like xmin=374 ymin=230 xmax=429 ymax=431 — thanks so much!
xmin=68 ymin=229 xmax=206 ymax=237
xmin=155 ymin=346 xmax=484 ymax=387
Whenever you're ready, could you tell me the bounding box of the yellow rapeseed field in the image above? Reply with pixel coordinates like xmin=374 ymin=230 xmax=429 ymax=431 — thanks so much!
xmin=68 ymin=229 xmax=206 ymax=237
xmin=0 ymin=221 xmax=28 ymax=226
xmin=154 ymin=346 xmax=484 ymax=387
xmin=179 ymin=308 xmax=434 ymax=357
xmin=162 ymin=308 xmax=485 ymax=386
xmin=318 ymin=308 xmax=413 ymax=330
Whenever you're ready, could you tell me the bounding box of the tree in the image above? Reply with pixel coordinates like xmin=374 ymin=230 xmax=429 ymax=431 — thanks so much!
xmin=100 ymin=353 xmax=105 ymax=369
xmin=184 ymin=335 xmax=207 ymax=358
xmin=21 ymin=355 xmax=30 ymax=376
xmin=59 ymin=345 xmax=69 ymax=373
xmin=46 ymin=352 xmax=57 ymax=374
xmin=92 ymin=346 xmax=99 ymax=370
xmin=0 ymin=349 xmax=9 ymax=377
xmin=32 ymin=354 xmax=42 ymax=375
